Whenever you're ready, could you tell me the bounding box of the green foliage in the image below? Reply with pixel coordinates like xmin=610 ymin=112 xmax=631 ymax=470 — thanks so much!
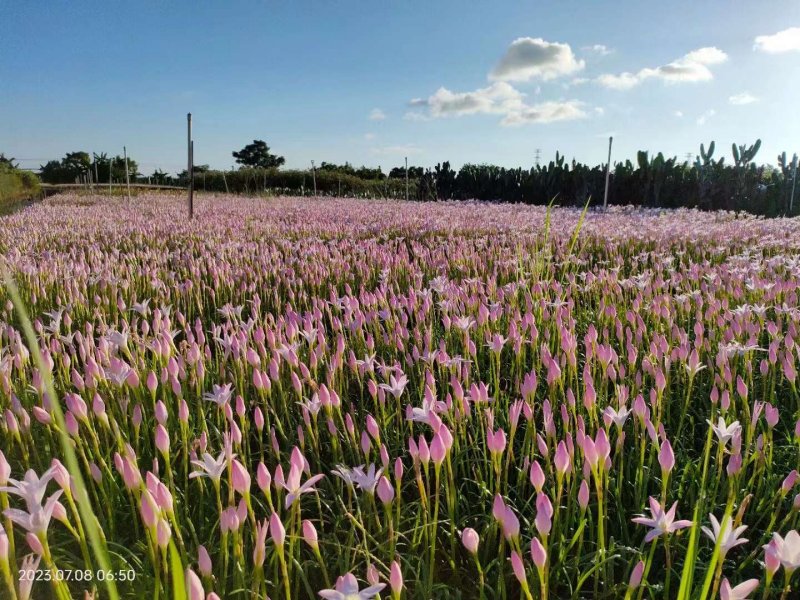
xmin=39 ymin=151 xmax=138 ymax=184
xmin=232 ymin=139 xmax=285 ymax=169
xmin=388 ymin=165 xmax=424 ymax=179
xmin=0 ymin=157 xmax=41 ymax=210
xmin=187 ymin=167 xmax=413 ymax=198
xmin=318 ymin=162 xmax=385 ymax=180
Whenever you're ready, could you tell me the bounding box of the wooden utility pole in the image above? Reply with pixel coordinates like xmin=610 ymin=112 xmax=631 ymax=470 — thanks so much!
xmin=123 ymin=146 xmax=131 ymax=201
xmin=405 ymin=156 xmax=409 ymax=201
xmin=187 ymin=113 xmax=194 ymax=219
xmin=94 ymin=160 xmax=99 ymax=194
xmin=311 ymin=160 xmax=317 ymax=197
xmin=603 ymin=136 xmax=613 ymax=210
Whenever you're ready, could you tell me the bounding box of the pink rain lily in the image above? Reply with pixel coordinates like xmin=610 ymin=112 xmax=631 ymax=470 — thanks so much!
xmin=378 ymin=374 xmax=408 ymax=399
xmin=318 ymin=572 xmax=385 ymax=600
xmin=189 ymin=452 xmax=228 ymax=482
xmin=0 ymin=468 xmax=55 ymax=510
xmin=707 ymin=417 xmax=742 ymax=447
xmin=332 ymin=464 xmax=383 ymax=495
xmin=719 ymin=578 xmax=759 ymax=600
xmin=280 ymin=453 xmax=325 ymax=508
xmin=4 ymin=490 xmax=63 ymax=536
xmin=769 ymin=530 xmax=800 ymax=573
xmin=631 ymin=497 xmax=692 ymax=542
xmin=203 ymin=383 xmax=234 ymax=407
xmin=701 ymin=514 xmax=748 ymax=557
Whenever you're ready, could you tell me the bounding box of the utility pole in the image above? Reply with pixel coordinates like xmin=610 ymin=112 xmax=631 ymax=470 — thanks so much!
xmin=790 ymin=153 xmax=798 ymax=215
xmin=405 ymin=156 xmax=409 ymax=201
xmin=311 ymin=160 xmax=317 ymax=197
xmin=94 ymin=159 xmax=99 ymax=194
xmin=535 ymin=148 xmax=541 ymax=167
xmin=187 ymin=113 xmax=194 ymax=219
xmin=603 ymin=136 xmax=613 ymax=210
xmin=123 ymin=146 xmax=131 ymax=201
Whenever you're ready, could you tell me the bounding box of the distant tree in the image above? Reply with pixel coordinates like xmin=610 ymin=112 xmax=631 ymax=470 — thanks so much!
xmin=232 ymin=140 xmax=285 ymax=169
xmin=110 ymin=155 xmax=139 ymax=181
xmin=354 ymin=166 xmax=384 ymax=180
xmin=0 ymin=153 xmax=18 ymax=169
xmin=319 ymin=162 xmax=357 ymax=176
xmin=389 ymin=165 xmax=423 ymax=179
xmin=151 ymin=169 xmax=171 ymax=185
xmin=39 ymin=151 xmax=91 ymax=183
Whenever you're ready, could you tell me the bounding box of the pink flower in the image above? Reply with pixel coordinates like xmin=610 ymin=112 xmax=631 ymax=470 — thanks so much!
xmin=318 ymin=572 xmax=385 ymax=599
xmin=510 ymin=551 xmax=527 ymax=585
xmin=270 ymin=512 xmax=285 ymax=547
xmin=628 ymin=560 xmax=644 ymax=589
xmin=198 ymin=545 xmax=212 ymax=577
xmin=530 ymin=537 xmax=547 ymax=569
xmin=769 ymin=530 xmax=800 ymax=573
xmin=631 ymin=497 xmax=692 ymax=542
xmin=658 ymin=440 xmax=674 ymax=474
xmin=487 ymin=427 xmax=507 ymax=455
xmin=190 ymin=452 xmax=227 ymax=482
xmin=529 ymin=461 xmax=545 ymax=492
xmin=279 ymin=449 xmax=324 ymax=508
xmin=389 ymin=561 xmax=403 ymax=595
xmin=701 ymin=514 xmax=748 ymax=557
xmin=554 ymin=441 xmax=571 ymax=476
xmin=578 ymin=480 xmax=590 ymax=510
xmin=377 ymin=476 xmax=394 ymax=505
xmin=461 ymin=527 xmax=479 ymax=554
xmin=186 ymin=568 xmax=205 ymax=600
xmin=253 ymin=519 xmax=269 ymax=568
xmin=719 ymin=578 xmax=759 ymax=600
xmin=302 ymin=520 xmax=319 ymax=550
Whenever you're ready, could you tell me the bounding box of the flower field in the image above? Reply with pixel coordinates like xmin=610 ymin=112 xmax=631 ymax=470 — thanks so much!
xmin=3 ymin=193 xmax=800 ymax=599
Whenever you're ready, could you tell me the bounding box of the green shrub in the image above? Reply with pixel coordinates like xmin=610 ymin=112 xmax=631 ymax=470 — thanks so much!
xmin=0 ymin=164 xmax=41 ymax=211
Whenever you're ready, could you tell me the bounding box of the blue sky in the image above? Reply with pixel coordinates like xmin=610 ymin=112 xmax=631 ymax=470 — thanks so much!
xmin=2 ymin=1 xmax=799 ymax=175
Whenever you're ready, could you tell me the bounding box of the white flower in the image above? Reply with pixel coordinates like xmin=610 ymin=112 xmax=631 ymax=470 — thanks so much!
xmin=707 ymin=417 xmax=742 ymax=446
xmin=701 ymin=514 xmax=748 ymax=557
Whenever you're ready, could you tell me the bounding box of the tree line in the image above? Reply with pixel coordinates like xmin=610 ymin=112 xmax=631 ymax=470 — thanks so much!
xmin=22 ymin=138 xmax=800 ymax=216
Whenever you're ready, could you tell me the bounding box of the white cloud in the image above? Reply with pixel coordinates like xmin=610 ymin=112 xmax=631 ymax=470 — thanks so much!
xmin=597 ymin=46 xmax=728 ymax=89
xmin=674 ymin=110 xmax=684 ymax=118
xmin=411 ymin=81 xmax=587 ymax=126
xmin=368 ymin=108 xmax=386 ymax=121
xmin=403 ymin=111 xmax=430 ymax=122
xmin=363 ymin=133 xmax=376 ymax=140
xmin=729 ymin=92 xmax=758 ymax=105
xmin=696 ymin=109 xmax=716 ymax=126
xmin=423 ymin=82 xmax=526 ymax=117
xmin=754 ymin=27 xmax=800 ymax=53
xmin=583 ymin=44 xmax=612 ymax=56
xmin=489 ymin=37 xmax=585 ymax=82
xmin=500 ymin=100 xmax=588 ymax=126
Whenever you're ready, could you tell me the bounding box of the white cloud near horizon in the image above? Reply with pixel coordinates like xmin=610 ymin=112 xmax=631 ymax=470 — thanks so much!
xmin=754 ymin=27 xmax=800 ymax=53
xmin=729 ymin=92 xmax=758 ymax=105
xmin=410 ymin=81 xmax=587 ymax=126
xmin=368 ymin=108 xmax=387 ymax=120
xmin=597 ymin=46 xmax=728 ymax=90
xmin=489 ymin=37 xmax=585 ymax=82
